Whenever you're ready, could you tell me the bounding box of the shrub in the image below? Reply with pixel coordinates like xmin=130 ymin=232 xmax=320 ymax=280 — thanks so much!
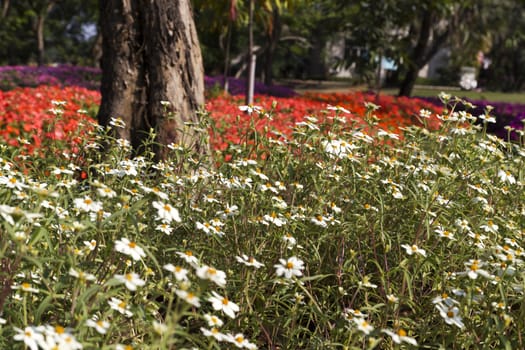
xmin=0 ymin=94 xmax=524 ymax=349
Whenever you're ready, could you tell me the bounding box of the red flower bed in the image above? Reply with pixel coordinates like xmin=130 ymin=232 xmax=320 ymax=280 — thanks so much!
xmin=303 ymin=92 xmax=443 ymax=131
xmin=0 ymin=86 xmax=443 ymax=156
xmin=0 ymin=85 xmax=100 ymax=154
xmin=206 ymin=93 xmax=443 ymax=152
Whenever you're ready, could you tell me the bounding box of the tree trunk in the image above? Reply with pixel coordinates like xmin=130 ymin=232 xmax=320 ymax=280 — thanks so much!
xmin=397 ymin=9 xmax=449 ymax=97
xmin=97 ymin=0 xmax=207 ymax=161
xmin=35 ymin=2 xmax=55 ymax=66
xmin=398 ymin=65 xmax=419 ymax=97
xmin=36 ymin=13 xmax=46 ymax=66
xmin=263 ymin=6 xmax=281 ymax=86
xmin=307 ymin=38 xmax=326 ymax=79
xmin=1 ymin=0 xmax=10 ymax=19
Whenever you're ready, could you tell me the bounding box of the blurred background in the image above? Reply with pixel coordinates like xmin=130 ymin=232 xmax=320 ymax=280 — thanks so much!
xmin=0 ymin=0 xmax=524 ymax=96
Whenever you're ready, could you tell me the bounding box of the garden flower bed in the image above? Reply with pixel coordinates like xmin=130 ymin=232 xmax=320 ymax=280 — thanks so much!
xmin=0 ymin=88 xmax=523 ymax=349
xmin=0 ymin=85 xmax=444 ymax=157
xmin=1 ymin=64 xmax=523 ymax=140
xmin=0 ymin=71 xmax=524 ymax=349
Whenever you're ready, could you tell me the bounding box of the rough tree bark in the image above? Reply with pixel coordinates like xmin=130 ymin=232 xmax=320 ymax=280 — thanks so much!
xmin=97 ymin=0 xmax=207 ymax=160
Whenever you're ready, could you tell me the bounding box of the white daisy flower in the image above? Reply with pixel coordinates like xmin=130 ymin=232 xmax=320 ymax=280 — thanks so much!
xmin=108 ymin=297 xmax=133 ymax=317
xmin=196 ymin=265 xmax=227 ymax=287
xmin=435 ymin=303 xmax=464 ymax=329
xmin=73 ymin=196 xmax=103 ymax=213
xmin=86 ymin=317 xmax=110 ymax=334
xmin=382 ymin=328 xmax=418 ymax=345
xmin=163 ymin=264 xmax=189 ymax=281
xmin=236 ymin=254 xmax=264 ymax=269
xmin=177 ymin=250 xmax=199 ymax=266
xmin=114 ymin=272 xmax=146 ymax=291
xmin=204 ymin=314 xmax=224 ymax=328
xmin=13 ymin=326 xmax=44 ymax=350
xmin=175 ymin=289 xmax=201 ymax=307
xmin=152 ymin=201 xmax=181 ymax=223
xmin=201 ymin=327 xmax=228 ymax=342
xmin=114 ymin=238 xmax=146 ymax=261
xmin=208 ymin=291 xmax=240 ymax=319
xmin=274 ymin=256 xmax=304 ymax=279
xmin=401 ymin=244 xmax=427 ymax=257
xmin=353 ymin=318 xmax=374 ymax=335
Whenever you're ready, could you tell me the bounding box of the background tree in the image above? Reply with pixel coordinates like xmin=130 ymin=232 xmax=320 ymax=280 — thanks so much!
xmin=0 ymin=0 xmax=97 ymax=65
xmin=192 ymin=0 xmax=243 ymax=79
xmin=0 ymin=1 xmax=36 ymax=64
xmin=394 ymin=0 xmax=488 ymax=96
xmin=193 ymin=0 xmax=307 ymax=86
xmin=97 ymin=0 xmax=207 ymax=160
xmin=481 ymin=1 xmax=525 ymax=91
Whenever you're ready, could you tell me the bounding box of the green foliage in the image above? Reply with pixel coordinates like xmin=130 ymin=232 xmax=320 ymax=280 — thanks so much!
xmin=0 ymin=0 xmax=98 ymax=65
xmin=480 ymin=1 xmax=525 ymax=91
xmin=1 ymin=95 xmax=525 ymax=348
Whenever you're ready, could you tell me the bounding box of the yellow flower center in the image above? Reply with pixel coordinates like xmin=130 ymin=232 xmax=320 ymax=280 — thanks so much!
xmin=397 ymin=329 xmax=407 ymax=337
xmin=286 ymin=262 xmax=294 ymax=269
xmin=222 ymin=297 xmax=229 ymax=305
